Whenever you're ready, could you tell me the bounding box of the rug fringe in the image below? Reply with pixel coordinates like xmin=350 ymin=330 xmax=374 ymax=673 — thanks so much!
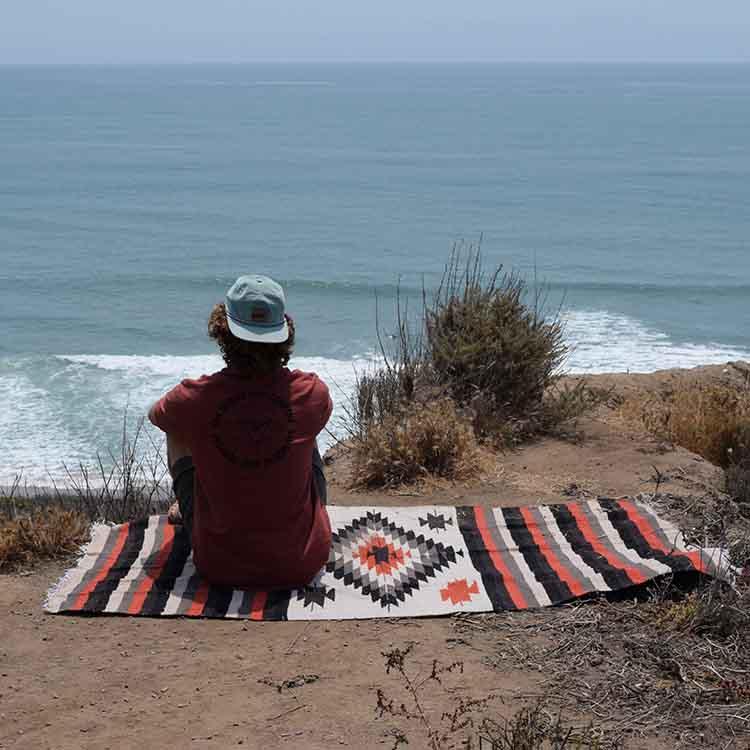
xmin=43 ymin=522 xmax=113 ymax=613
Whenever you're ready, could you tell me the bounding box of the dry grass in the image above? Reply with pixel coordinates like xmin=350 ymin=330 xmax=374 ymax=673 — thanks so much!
xmin=473 ymin=591 xmax=750 ymax=749
xmin=0 ymin=413 xmax=171 ymax=570
xmin=351 ymin=398 xmax=483 ymax=488
xmin=0 ymin=507 xmax=90 ymax=572
xmin=621 ymin=381 xmax=750 ymax=468
xmin=479 ymin=704 xmax=611 ymax=749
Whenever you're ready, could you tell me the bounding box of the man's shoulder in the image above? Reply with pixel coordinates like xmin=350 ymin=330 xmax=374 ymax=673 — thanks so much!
xmin=173 ymin=370 xmax=229 ymax=397
xmin=178 ymin=371 xmax=218 ymax=388
xmin=287 ymin=368 xmax=328 ymax=392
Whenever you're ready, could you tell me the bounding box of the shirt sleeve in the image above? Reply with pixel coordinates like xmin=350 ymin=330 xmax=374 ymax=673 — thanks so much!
xmin=299 ymin=372 xmax=333 ymax=438
xmin=314 ymin=377 xmax=334 ymax=436
xmin=149 ymin=379 xmax=200 ymax=439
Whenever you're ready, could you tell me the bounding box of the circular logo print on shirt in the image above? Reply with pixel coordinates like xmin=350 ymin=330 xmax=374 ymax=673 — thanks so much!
xmin=211 ymin=391 xmax=293 ymax=470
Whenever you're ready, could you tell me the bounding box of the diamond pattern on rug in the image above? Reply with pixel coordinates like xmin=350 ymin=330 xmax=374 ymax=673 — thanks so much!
xmin=326 ymin=511 xmax=459 ymax=609
xmin=419 ymin=512 xmax=453 ymax=531
xmin=296 ymin=584 xmax=336 ymax=610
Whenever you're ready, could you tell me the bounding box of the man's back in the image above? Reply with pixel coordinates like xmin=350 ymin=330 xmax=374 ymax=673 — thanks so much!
xmin=151 ymin=365 xmax=332 ymax=588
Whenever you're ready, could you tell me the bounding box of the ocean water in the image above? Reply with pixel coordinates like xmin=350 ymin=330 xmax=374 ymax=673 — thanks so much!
xmin=1 ymin=64 xmax=749 ymax=484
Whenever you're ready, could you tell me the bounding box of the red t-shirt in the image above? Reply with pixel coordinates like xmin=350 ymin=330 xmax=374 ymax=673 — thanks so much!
xmin=150 ymin=366 xmax=333 ymax=589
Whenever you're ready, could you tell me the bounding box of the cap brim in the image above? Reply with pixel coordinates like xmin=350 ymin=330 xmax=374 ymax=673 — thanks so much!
xmin=227 ymin=316 xmax=289 ymax=344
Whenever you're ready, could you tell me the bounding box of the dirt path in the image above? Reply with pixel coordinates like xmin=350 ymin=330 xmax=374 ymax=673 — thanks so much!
xmin=2 ymin=364 xmax=744 ymax=750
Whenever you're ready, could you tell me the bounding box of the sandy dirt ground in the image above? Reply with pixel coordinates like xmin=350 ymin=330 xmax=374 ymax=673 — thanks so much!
xmin=1 ymin=363 xmax=747 ymax=750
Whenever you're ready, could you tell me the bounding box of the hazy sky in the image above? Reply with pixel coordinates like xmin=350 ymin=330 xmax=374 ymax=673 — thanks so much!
xmin=2 ymin=0 xmax=749 ymax=64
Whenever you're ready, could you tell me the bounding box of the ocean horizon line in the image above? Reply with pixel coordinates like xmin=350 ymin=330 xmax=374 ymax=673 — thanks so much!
xmin=2 ymin=59 xmax=750 ymax=68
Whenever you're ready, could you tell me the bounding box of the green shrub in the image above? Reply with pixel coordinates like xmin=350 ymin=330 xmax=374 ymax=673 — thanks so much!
xmin=424 ymin=249 xmax=567 ymax=441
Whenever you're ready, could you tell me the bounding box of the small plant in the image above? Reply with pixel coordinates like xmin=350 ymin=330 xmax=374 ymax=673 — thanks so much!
xmin=376 ymin=644 xmax=495 ymax=750
xmin=49 ymin=413 xmax=171 ymax=524
xmin=654 ymin=581 xmax=750 ymax=641
xmin=351 ymin=398 xmax=483 ymax=488
xmin=478 ymin=703 xmax=610 ymax=750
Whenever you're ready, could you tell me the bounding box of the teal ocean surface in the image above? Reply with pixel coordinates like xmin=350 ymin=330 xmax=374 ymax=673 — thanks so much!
xmin=1 ymin=64 xmax=749 ymax=483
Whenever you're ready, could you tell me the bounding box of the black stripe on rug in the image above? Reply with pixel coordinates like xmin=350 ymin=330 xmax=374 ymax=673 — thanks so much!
xmin=598 ymin=499 xmax=694 ymax=574
xmin=500 ymin=507 xmax=573 ymax=605
xmin=263 ymin=589 xmax=292 ymax=621
xmin=548 ymin=503 xmax=632 ymax=591
xmin=141 ymin=528 xmax=193 ymax=615
xmin=456 ymin=507 xmax=518 ymax=611
xmin=202 ymin=586 xmax=235 ymax=618
xmin=83 ymin=520 xmax=147 ymax=612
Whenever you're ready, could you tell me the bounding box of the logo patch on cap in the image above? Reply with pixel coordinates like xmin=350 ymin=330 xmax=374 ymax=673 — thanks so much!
xmin=250 ymin=306 xmax=270 ymax=323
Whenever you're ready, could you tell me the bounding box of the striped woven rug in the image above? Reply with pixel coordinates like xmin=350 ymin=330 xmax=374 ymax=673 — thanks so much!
xmin=45 ymin=498 xmax=722 ymax=620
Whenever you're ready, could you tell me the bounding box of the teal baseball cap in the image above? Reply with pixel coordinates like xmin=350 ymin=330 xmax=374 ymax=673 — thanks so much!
xmin=225 ymin=275 xmax=290 ymax=344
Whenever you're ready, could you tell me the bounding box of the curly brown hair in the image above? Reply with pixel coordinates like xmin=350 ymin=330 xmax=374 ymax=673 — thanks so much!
xmin=208 ymin=303 xmax=295 ymax=374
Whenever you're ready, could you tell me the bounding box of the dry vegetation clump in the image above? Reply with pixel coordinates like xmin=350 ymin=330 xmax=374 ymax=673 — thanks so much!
xmin=654 ymin=583 xmax=750 ymax=641
xmin=345 ymin=245 xmax=601 ymax=487
xmin=351 ymin=398 xmax=483 ymax=489
xmin=0 ymin=507 xmax=90 ymax=572
xmin=478 ymin=705 xmax=611 ymax=750
xmin=0 ymin=415 xmax=171 ymax=569
xmin=471 ymin=591 xmax=750 ymax=749
xmin=425 ymin=250 xmax=567 ymax=443
xmin=622 ymin=380 xmax=750 ymax=468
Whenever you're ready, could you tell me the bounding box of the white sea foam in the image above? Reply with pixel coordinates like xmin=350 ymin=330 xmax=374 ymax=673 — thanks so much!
xmin=563 ymin=310 xmax=749 ymax=373
xmin=0 ymin=353 xmax=377 ymax=485
xmin=1 ymin=311 xmax=748 ymax=485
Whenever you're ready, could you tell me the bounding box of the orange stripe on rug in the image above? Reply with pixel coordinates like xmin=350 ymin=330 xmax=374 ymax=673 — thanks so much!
xmin=249 ymin=591 xmax=268 ymax=620
xmin=617 ymin=499 xmax=706 ymax=573
xmin=127 ymin=524 xmax=176 ymax=615
xmin=473 ymin=506 xmax=528 ymax=609
xmin=566 ymin=503 xmax=647 ymax=585
xmin=72 ymin=523 xmax=130 ymax=611
xmin=186 ymin=581 xmax=210 ymax=616
xmin=519 ymin=506 xmax=587 ymax=597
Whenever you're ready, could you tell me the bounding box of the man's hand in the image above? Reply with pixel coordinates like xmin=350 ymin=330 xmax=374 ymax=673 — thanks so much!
xmin=167 ymin=501 xmax=183 ymax=525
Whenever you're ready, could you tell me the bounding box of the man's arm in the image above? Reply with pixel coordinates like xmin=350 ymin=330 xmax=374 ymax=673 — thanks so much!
xmin=148 ymin=388 xmax=193 ymax=470
xmin=148 ymin=379 xmax=199 ymax=438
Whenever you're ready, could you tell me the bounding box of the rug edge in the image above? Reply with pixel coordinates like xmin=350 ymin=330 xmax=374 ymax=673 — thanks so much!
xmin=43 ymin=522 xmax=114 ymax=613
xmin=631 ymin=497 xmax=738 ymax=582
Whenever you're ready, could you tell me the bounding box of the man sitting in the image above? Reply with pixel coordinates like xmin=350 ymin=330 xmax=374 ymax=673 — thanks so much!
xmin=148 ymin=275 xmax=332 ymax=589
